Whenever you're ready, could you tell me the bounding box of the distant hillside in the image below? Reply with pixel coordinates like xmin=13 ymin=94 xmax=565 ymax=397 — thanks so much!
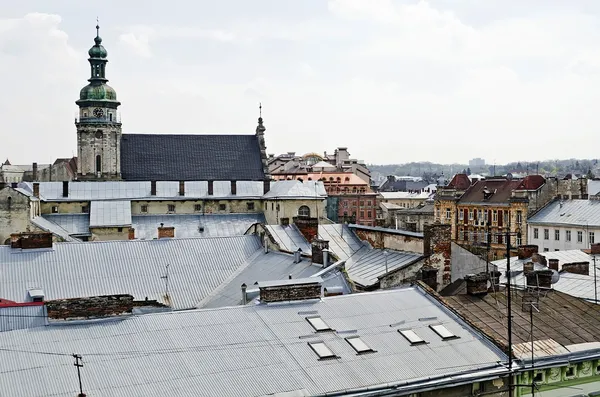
xmin=368 ymin=159 xmax=599 ymax=182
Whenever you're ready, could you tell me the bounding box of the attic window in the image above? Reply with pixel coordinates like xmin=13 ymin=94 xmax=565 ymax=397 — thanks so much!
xmin=399 ymin=329 xmax=427 ymax=345
xmin=429 ymin=324 xmax=459 ymax=341
xmin=306 ymin=316 xmax=332 ymax=332
xmin=308 ymin=342 xmax=336 ymax=359
xmin=482 ymin=187 xmax=493 ymax=200
xmin=345 ymin=336 xmax=375 ymax=354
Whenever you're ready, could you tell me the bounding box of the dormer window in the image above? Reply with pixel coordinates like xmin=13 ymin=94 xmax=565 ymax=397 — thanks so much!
xmin=482 ymin=187 xmax=493 ymax=200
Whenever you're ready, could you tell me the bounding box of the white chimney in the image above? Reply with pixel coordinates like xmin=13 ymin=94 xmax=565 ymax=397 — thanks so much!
xmin=241 ymin=283 xmax=247 ymax=305
xmin=294 ymin=248 xmax=302 ymax=264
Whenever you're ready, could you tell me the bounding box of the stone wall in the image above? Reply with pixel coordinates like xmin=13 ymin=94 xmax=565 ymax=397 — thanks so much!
xmin=260 ymin=283 xmax=322 ymax=303
xmin=47 ymin=295 xmax=134 ymax=320
xmin=77 ymin=122 xmax=122 ymax=180
xmin=0 ymin=187 xmax=37 ymax=244
xmin=351 ymin=227 xmax=424 ymax=254
xmin=379 ymin=257 xmax=427 ymax=289
xmin=423 ymin=224 xmax=452 ymax=286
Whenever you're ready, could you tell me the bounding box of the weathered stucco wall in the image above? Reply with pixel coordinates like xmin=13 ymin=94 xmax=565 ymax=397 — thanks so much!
xmin=263 ymin=199 xmax=326 ymax=225
xmin=352 ymin=228 xmax=424 ymax=254
xmin=90 ymin=227 xmax=130 ymax=241
xmin=0 ymin=188 xmax=37 ymax=244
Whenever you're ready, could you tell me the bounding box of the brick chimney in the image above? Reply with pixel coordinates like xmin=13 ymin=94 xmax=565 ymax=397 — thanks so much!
xmin=531 ymin=253 xmax=547 ymax=266
xmin=562 ymin=262 xmax=589 ymax=276
xmin=208 ymin=180 xmax=214 ymax=196
xmin=178 ymin=181 xmax=185 ymax=196
xmin=421 ymin=267 xmax=439 ymax=291
xmin=62 ymin=181 xmax=68 ymax=198
xmin=258 ymin=277 xmax=323 ymax=303
xmin=592 ymin=243 xmax=600 ymax=256
xmin=128 ymin=228 xmax=135 ymax=240
xmin=465 ymin=273 xmax=488 ymax=296
xmin=295 ymin=217 xmax=318 ymax=242
xmin=526 ymin=270 xmax=553 ymax=289
xmin=32 ymin=162 xmax=38 ymax=181
xmin=311 ymin=239 xmax=329 ymax=265
xmin=150 ymin=181 xmax=157 ymax=196
xmin=548 ymin=258 xmax=559 ymax=271
xmin=231 ymin=180 xmax=237 ymax=195
xmin=522 ymin=262 xmax=534 ymax=274
xmin=518 ymin=245 xmax=538 ymax=260
xmin=10 ymin=232 xmax=53 ymax=249
xmin=33 ymin=182 xmax=40 ymax=198
xmin=157 ymin=223 xmax=175 ymax=239
xmin=263 ymin=179 xmax=271 ymax=195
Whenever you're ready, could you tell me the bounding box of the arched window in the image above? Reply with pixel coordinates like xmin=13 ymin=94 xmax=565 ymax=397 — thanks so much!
xmin=96 ymin=155 xmax=102 ymax=174
xmin=109 ymin=113 xmax=113 ymax=121
xmin=298 ymin=205 xmax=311 ymax=217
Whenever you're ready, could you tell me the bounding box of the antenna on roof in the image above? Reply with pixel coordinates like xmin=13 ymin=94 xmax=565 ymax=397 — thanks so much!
xmin=72 ymin=354 xmax=86 ymax=397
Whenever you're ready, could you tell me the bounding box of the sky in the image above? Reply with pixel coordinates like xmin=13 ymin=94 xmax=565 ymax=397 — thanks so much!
xmin=2 ymin=0 xmax=600 ymax=166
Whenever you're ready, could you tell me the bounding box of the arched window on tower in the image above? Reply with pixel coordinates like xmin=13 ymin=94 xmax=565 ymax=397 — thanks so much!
xmin=298 ymin=205 xmax=311 ymax=218
xmin=96 ymin=155 xmax=102 ymax=175
xmin=109 ymin=113 xmax=112 ymax=121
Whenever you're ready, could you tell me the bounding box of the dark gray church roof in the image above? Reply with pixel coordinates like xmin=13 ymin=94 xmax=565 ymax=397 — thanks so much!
xmin=120 ymin=134 xmax=266 ymax=181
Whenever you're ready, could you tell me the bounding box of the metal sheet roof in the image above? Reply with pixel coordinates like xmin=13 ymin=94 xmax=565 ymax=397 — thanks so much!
xmin=30 ymin=217 xmax=79 ymax=242
xmin=263 ymin=180 xmax=327 ymax=199
xmin=0 ymin=287 xmax=508 ymax=397
xmin=20 ymin=180 xmax=323 ymax=202
xmin=132 ymin=213 xmax=264 ymax=239
xmin=41 ymin=214 xmax=91 ymax=236
xmin=266 ymin=224 xmax=312 ymax=253
xmin=346 ymin=249 xmax=424 ymax=287
xmin=0 ymin=305 xmax=47 ymax=332
xmin=318 ymin=224 xmax=364 ymax=261
xmin=0 ymin=236 xmax=262 ymax=310
xmin=528 ymin=199 xmax=600 ymax=227
xmin=90 ymin=200 xmax=132 ymax=227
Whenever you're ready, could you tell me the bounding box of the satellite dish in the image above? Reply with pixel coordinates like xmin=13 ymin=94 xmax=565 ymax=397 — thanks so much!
xmin=550 ymin=269 xmax=560 ymax=284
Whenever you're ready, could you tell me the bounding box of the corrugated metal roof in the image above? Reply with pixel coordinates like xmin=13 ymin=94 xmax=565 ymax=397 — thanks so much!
xmin=132 ymin=213 xmax=264 ymax=239
xmin=380 ymin=191 xmax=431 ymax=200
xmin=41 ymin=214 xmax=91 ymax=236
xmin=0 ymin=287 xmax=508 ymax=397
xmin=266 ymin=224 xmax=312 ymax=253
xmin=19 ymin=181 xmax=321 ymax=201
xmin=263 ymin=180 xmax=327 ymax=199
xmin=90 ymin=200 xmax=132 ymax=227
xmin=0 ymin=236 xmax=262 ymax=310
xmin=346 ymin=248 xmax=424 ymax=287
xmin=528 ymin=199 xmax=600 ymax=227
xmin=0 ymin=305 xmax=47 ymax=332
xmin=318 ymin=224 xmax=364 ymax=261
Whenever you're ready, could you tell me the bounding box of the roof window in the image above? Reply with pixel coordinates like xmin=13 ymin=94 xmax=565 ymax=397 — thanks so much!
xmin=399 ymin=329 xmax=427 ymax=345
xmin=306 ymin=316 xmax=332 ymax=332
xmin=345 ymin=336 xmax=375 ymax=354
xmin=429 ymin=324 xmax=459 ymax=341
xmin=308 ymin=341 xmax=336 ymax=359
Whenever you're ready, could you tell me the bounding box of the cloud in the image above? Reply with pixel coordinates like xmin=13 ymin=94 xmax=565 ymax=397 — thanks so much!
xmin=119 ymin=32 xmax=152 ymax=58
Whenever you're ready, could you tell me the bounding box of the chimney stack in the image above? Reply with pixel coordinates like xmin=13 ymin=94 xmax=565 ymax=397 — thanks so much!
xmin=32 ymin=162 xmax=38 ymax=181
xmin=531 ymin=253 xmax=547 ymax=266
xmin=150 ymin=181 xmax=157 ymax=196
xmin=548 ymin=258 xmax=559 ymax=271
xmin=241 ymin=283 xmax=247 ymax=305
xmin=62 ymin=181 xmax=68 ymax=198
xmin=128 ymin=227 xmax=135 ymax=240
xmin=526 ymin=270 xmax=553 ymax=289
xmin=311 ymin=239 xmax=330 ymax=265
xmin=178 ymin=181 xmax=185 ymax=196
xmin=264 ymin=235 xmax=269 ymax=253
xmin=33 ymin=182 xmax=40 ymax=198
xmin=591 ymin=243 xmax=600 ymax=256
xmin=518 ymin=245 xmax=538 ymax=260
xmin=465 ymin=273 xmax=489 ymax=296
xmin=231 ymin=180 xmax=237 ymax=195
xmin=258 ymin=277 xmax=323 ymax=303
xmin=157 ymin=223 xmax=175 ymax=239
xmin=208 ymin=180 xmax=214 ymax=196
xmin=263 ymin=179 xmax=271 ymax=195
xmin=562 ymin=262 xmax=590 ymax=276
xmin=522 ymin=261 xmax=534 ymax=274
xmin=10 ymin=232 xmax=53 ymax=249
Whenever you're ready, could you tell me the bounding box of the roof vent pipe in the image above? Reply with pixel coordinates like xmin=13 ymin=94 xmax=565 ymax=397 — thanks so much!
xmin=241 ymin=283 xmax=247 ymax=305
xmin=322 ymin=249 xmax=329 ymax=268
xmin=264 ymin=236 xmax=269 ymax=254
xmin=294 ymin=248 xmax=302 ymax=264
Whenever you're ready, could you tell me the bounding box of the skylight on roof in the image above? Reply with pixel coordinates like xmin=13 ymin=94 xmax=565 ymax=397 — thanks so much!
xmin=429 ymin=324 xmax=460 ymax=341
xmin=308 ymin=342 xmax=336 ymax=359
xmin=345 ymin=337 xmax=375 ymax=354
xmin=399 ymin=329 xmax=427 ymax=345
xmin=306 ymin=316 xmax=332 ymax=332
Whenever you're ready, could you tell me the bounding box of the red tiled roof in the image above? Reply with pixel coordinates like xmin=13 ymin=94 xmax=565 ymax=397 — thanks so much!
xmin=458 ymin=178 xmax=521 ymax=204
xmin=516 ymin=175 xmax=545 ymax=190
xmin=447 ymin=174 xmax=471 ymax=190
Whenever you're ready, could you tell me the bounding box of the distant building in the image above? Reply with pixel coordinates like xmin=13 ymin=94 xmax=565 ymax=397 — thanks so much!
xmin=468 ymin=158 xmax=486 ymax=168
xmin=377 ymin=175 xmax=429 ymax=192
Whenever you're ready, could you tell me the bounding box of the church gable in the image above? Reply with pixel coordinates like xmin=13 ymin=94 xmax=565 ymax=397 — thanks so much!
xmin=120 ymin=134 xmax=266 ymax=181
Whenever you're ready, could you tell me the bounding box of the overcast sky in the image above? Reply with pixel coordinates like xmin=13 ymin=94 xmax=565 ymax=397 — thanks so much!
xmin=2 ymin=0 xmax=600 ymax=166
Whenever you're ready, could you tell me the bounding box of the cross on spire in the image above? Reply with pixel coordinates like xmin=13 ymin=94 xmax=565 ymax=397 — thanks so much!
xmin=96 ymin=17 xmax=100 ymax=36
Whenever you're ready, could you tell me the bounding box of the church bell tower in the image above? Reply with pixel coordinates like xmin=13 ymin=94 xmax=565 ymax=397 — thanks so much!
xmin=75 ymin=23 xmax=122 ymax=180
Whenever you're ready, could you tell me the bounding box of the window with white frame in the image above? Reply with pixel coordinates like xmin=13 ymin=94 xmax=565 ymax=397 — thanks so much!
xmin=533 ymin=228 xmax=539 ymax=239
xmin=578 ymin=231 xmax=583 ymax=243
xmin=493 ymin=211 xmax=498 ymax=223
xmin=566 ymin=230 xmax=571 ymax=241
xmin=555 ymin=230 xmax=560 ymax=241
xmin=590 ymin=232 xmax=595 ymax=245
xmin=469 ymin=210 xmax=473 ymax=220
xmin=544 ymin=229 xmax=549 ymax=240
xmin=446 ymin=208 xmax=451 ymax=219
xmin=516 ymin=211 xmax=522 ymax=224
xmin=459 ymin=210 xmax=464 ymax=221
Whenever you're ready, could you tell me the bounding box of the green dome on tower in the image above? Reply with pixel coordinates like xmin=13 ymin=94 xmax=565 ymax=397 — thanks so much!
xmin=88 ymin=25 xmax=107 ymax=58
xmin=79 ymin=83 xmax=117 ymax=101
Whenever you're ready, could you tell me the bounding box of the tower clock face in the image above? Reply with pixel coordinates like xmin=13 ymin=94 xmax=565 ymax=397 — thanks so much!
xmin=93 ymin=108 xmax=104 ymax=118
